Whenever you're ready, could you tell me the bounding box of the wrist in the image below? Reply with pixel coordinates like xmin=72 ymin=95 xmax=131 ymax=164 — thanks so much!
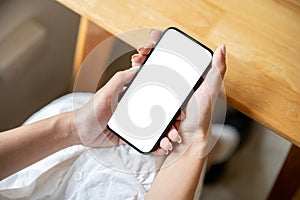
xmin=185 ymin=129 xmax=209 ymax=159
xmin=56 ymin=112 xmax=82 ymax=147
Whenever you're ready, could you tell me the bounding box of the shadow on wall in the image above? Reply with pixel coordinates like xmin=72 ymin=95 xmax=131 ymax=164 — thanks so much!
xmin=0 ymin=0 xmax=79 ymax=131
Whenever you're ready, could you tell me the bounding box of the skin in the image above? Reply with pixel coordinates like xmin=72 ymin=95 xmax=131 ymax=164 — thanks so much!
xmin=133 ymin=30 xmax=226 ymax=199
xmin=0 ymin=30 xmax=178 ymax=180
xmin=0 ymin=67 xmax=179 ymax=180
xmin=146 ymin=45 xmax=226 ymax=199
xmin=0 ymin=29 xmax=226 ymax=200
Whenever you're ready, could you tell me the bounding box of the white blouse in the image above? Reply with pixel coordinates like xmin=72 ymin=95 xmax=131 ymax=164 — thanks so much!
xmin=0 ymin=93 xmax=159 ymax=200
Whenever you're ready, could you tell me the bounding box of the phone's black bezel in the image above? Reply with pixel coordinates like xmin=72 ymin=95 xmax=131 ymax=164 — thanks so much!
xmin=107 ymin=27 xmax=213 ymax=154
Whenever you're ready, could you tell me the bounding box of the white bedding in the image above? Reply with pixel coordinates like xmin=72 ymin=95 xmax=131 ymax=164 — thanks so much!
xmin=0 ymin=93 xmax=159 ymax=200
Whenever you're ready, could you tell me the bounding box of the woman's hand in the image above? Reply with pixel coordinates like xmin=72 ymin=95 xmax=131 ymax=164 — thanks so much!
xmin=141 ymin=29 xmax=226 ymax=200
xmin=132 ymin=29 xmax=226 ymax=157
xmin=73 ymin=40 xmax=182 ymax=155
xmin=177 ymin=44 xmax=226 ymax=157
xmin=73 ymin=68 xmax=139 ymax=148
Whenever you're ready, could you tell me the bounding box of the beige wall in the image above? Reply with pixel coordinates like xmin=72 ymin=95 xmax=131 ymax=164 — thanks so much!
xmin=0 ymin=0 xmax=79 ymax=130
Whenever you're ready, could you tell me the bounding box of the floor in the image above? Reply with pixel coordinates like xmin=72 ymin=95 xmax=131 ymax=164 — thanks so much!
xmin=201 ymin=122 xmax=291 ymax=200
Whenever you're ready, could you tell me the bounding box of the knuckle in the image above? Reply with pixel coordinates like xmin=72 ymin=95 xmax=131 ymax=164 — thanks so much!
xmin=114 ymin=71 xmax=125 ymax=78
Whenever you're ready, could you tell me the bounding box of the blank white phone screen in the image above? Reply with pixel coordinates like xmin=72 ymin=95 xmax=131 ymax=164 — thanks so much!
xmin=108 ymin=28 xmax=212 ymax=153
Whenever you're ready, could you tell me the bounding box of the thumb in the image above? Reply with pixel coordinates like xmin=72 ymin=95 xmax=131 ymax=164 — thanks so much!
xmin=149 ymin=29 xmax=163 ymax=43
xmin=101 ymin=67 xmax=139 ymax=108
xmin=211 ymin=45 xmax=226 ymax=78
xmin=102 ymin=67 xmax=138 ymax=94
xmin=195 ymin=45 xmax=226 ymax=106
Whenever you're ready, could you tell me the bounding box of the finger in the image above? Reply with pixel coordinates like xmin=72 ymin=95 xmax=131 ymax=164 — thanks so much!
xmin=149 ymin=29 xmax=163 ymax=43
xmin=181 ymin=45 xmax=226 ymax=133
xmin=131 ymin=54 xmax=147 ymax=66
xmin=167 ymin=126 xmax=182 ymax=143
xmin=193 ymin=45 xmax=226 ymax=106
xmin=212 ymin=45 xmax=226 ymax=78
xmin=152 ymin=147 xmax=169 ymax=156
xmin=132 ymin=29 xmax=162 ymax=67
xmin=137 ymin=43 xmax=154 ymax=56
xmin=118 ymin=139 xmax=127 ymax=145
xmin=176 ymin=110 xmax=186 ymax=121
xmin=106 ymin=68 xmax=138 ymax=92
xmin=199 ymin=45 xmax=226 ymax=101
xmin=102 ymin=68 xmax=139 ymax=108
xmin=206 ymin=45 xmax=226 ymax=89
xmin=131 ymin=61 xmax=140 ymax=67
xmin=118 ymin=83 xmax=130 ymax=101
xmin=160 ymin=137 xmax=173 ymax=152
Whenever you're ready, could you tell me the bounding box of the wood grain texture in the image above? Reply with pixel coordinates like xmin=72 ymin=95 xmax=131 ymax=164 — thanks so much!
xmin=57 ymin=0 xmax=300 ymax=146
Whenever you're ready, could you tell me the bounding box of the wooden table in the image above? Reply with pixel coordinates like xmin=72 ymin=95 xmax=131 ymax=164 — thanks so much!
xmin=57 ymin=0 xmax=300 ymax=199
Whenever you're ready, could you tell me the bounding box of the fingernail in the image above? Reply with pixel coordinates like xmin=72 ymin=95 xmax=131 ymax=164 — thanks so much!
xmin=165 ymin=150 xmax=169 ymax=155
xmin=222 ymin=44 xmax=226 ymax=55
xmin=144 ymin=46 xmax=152 ymax=54
xmin=131 ymin=54 xmax=138 ymax=61
xmin=169 ymin=143 xmax=173 ymax=151
xmin=177 ymin=135 xmax=182 ymax=144
xmin=177 ymin=111 xmax=186 ymax=120
xmin=144 ymin=43 xmax=153 ymax=48
xmin=137 ymin=47 xmax=142 ymax=53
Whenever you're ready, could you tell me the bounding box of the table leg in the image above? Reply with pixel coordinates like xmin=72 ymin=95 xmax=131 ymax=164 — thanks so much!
xmin=268 ymin=144 xmax=300 ymax=200
xmin=71 ymin=17 xmax=112 ymax=90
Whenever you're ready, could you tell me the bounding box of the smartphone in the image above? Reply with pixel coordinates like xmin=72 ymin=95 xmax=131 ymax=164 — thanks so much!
xmin=107 ymin=27 xmax=213 ymax=153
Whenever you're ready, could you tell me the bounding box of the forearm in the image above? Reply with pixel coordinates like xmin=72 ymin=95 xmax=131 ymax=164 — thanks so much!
xmin=146 ymin=134 xmax=206 ymax=200
xmin=0 ymin=112 xmax=80 ymax=180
